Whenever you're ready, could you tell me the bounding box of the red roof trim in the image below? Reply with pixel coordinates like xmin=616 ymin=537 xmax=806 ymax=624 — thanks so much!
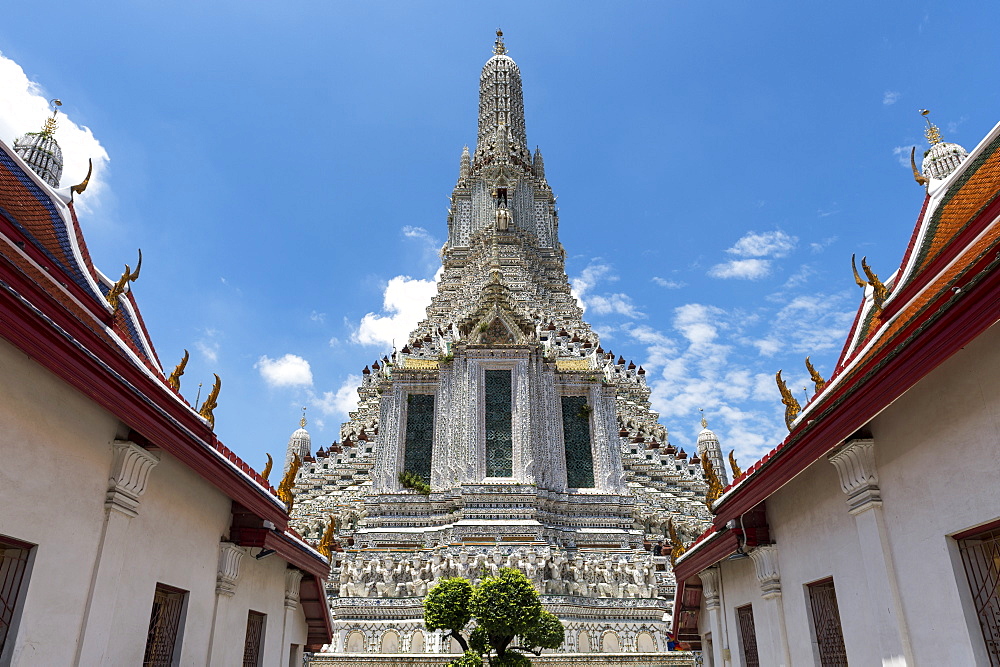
xmin=0 ymin=254 xmax=288 ymax=527
xmin=712 ymin=252 xmax=1000 ymax=526
xmin=883 ymin=193 xmax=1000 ymax=322
xmin=672 ymin=529 xmax=739 ymax=582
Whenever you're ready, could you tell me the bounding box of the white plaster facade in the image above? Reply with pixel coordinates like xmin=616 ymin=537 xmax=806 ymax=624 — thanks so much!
xmin=0 ymin=336 xmax=318 ymax=665
xmin=674 ymin=119 xmax=1000 ymax=666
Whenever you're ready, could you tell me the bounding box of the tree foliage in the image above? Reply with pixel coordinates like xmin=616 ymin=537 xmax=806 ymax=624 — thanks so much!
xmin=423 ymin=567 xmax=565 ymax=666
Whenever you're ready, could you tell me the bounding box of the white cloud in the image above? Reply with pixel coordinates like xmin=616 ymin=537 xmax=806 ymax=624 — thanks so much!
xmin=709 ymin=258 xmax=771 ymax=280
xmin=353 ymin=268 xmax=442 ymax=347
xmin=587 ymin=293 xmax=645 ymax=319
xmin=892 ymin=145 xmax=917 ymax=168
xmin=256 ymin=354 xmax=314 ymax=388
xmin=0 ymin=52 xmax=110 ymax=212
xmin=195 ymin=328 xmax=221 ymax=362
xmin=312 ymin=374 xmax=362 ymax=420
xmin=310 ymin=310 xmax=326 ymax=323
xmin=883 ymin=90 xmax=900 ymax=106
xmin=570 ymin=261 xmax=643 ymax=318
xmin=726 ymin=231 xmax=797 ymax=258
xmin=651 ymin=276 xmax=684 ymax=289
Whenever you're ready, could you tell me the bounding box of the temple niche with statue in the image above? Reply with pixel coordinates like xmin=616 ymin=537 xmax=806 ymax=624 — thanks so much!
xmin=282 ymin=32 xmax=722 ymax=663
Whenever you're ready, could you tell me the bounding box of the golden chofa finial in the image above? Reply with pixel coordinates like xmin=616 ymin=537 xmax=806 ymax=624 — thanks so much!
xmin=700 ymin=456 xmax=724 ymax=509
xmin=920 ymin=109 xmax=943 ymax=146
xmin=41 ymin=99 xmax=62 ymax=136
xmin=199 ymin=373 xmax=221 ymax=429
xmin=700 ymin=408 xmax=708 ymax=430
xmin=318 ymin=515 xmax=337 ymax=559
xmin=775 ymin=370 xmax=801 ymax=431
xmin=261 ymin=453 xmax=273 ymax=482
xmin=277 ymin=453 xmax=302 ymax=512
xmin=71 ymin=158 xmax=94 ymax=196
xmin=667 ymin=519 xmax=687 ymax=566
xmin=860 ymin=256 xmax=889 ymax=309
xmin=106 ymin=249 xmax=142 ymax=310
xmin=300 ymin=406 xmax=307 ymax=429
xmin=728 ymin=449 xmax=743 ymax=479
xmin=494 ymin=28 xmax=508 ymax=55
xmin=168 ymin=349 xmax=189 ymax=391
xmin=804 ymin=356 xmax=826 ymax=394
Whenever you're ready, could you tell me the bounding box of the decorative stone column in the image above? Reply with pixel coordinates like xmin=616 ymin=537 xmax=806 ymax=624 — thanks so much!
xmin=699 ymin=567 xmax=727 ymax=667
xmin=829 ymin=438 xmax=913 ymax=666
xmin=76 ymin=440 xmax=159 ymax=665
xmin=208 ymin=542 xmax=247 ymax=663
xmin=284 ymin=568 xmax=304 ymax=609
xmin=748 ymin=546 xmax=791 ymax=666
xmin=216 ymin=542 xmax=245 ymax=596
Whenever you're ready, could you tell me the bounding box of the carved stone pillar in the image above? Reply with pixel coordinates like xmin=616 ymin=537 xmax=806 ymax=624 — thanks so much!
xmin=828 ymin=437 xmax=881 ymax=515
xmin=829 ymin=438 xmax=913 ymax=665
xmin=77 ymin=440 xmax=159 ymax=664
xmin=105 ymin=439 xmax=160 ymax=517
xmin=749 ymin=545 xmax=790 ymax=666
xmin=216 ymin=542 xmax=245 ymax=597
xmin=698 ymin=567 xmax=726 ymax=667
xmin=284 ymin=568 xmax=304 ymax=609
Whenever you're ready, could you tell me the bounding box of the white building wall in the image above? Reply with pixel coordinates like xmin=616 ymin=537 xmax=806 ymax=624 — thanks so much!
xmin=0 ymin=336 xmax=312 ymax=666
xmin=701 ymin=321 xmax=1000 ymax=665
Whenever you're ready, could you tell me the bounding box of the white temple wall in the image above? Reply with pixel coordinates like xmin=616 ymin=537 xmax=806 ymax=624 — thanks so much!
xmin=0 ymin=337 xmax=312 ymax=666
xmin=700 ymin=321 xmax=1000 ymax=665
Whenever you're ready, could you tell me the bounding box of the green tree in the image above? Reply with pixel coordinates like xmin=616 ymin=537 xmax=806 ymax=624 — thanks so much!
xmin=424 ymin=568 xmax=565 ymax=666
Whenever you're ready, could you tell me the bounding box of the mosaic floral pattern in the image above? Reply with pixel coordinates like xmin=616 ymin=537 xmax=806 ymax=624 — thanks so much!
xmin=485 ymin=370 xmax=513 ymax=476
xmin=403 ymin=394 xmax=435 ymax=482
xmin=562 ymin=396 xmax=595 ymax=488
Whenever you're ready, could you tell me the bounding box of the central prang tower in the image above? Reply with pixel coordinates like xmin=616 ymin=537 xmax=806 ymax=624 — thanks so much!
xmin=291 ymin=32 xmax=711 ymax=662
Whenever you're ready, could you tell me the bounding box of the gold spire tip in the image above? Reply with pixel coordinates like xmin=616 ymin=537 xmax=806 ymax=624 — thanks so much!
xmin=493 ymin=28 xmax=508 ymax=55
xmin=919 ymin=109 xmax=942 ymax=145
xmin=300 ymin=406 xmax=307 ymax=429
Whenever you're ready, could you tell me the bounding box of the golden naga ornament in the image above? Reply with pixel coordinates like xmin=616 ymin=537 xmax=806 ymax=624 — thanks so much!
xmin=168 ymin=349 xmax=188 ymax=391
xmin=701 ymin=455 xmax=724 ymax=509
xmin=317 ymin=515 xmax=337 ymax=559
xmin=199 ymin=373 xmax=221 ymax=428
xmin=909 ymin=146 xmax=929 ymax=186
xmin=71 ymin=158 xmax=93 ymax=196
xmin=860 ymin=257 xmax=889 ymax=309
xmin=667 ymin=519 xmax=687 ymax=566
xmin=261 ymin=453 xmax=273 ymax=482
xmin=106 ymin=249 xmax=142 ymax=310
xmin=277 ymin=453 xmax=301 ymax=513
xmin=728 ymin=449 xmax=743 ymax=479
xmin=805 ymin=356 xmax=826 ymax=394
xmin=851 ymin=253 xmax=869 ymax=289
xmin=775 ymin=370 xmax=801 ymax=431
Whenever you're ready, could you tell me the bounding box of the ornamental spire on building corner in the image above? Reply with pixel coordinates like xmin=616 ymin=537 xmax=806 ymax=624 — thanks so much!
xmin=13 ymin=99 xmax=65 ymax=188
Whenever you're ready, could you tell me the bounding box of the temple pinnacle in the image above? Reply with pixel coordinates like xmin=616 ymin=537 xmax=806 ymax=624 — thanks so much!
xmin=300 ymin=406 xmax=308 ymax=429
xmin=494 ymin=28 xmax=508 ymax=55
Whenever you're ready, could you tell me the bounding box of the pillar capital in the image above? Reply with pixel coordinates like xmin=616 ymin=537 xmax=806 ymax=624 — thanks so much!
xmin=699 ymin=566 xmax=721 ymax=610
xmin=217 ymin=542 xmax=245 ymax=597
xmin=828 ymin=438 xmax=881 ymax=514
xmin=106 ymin=439 xmax=159 ymax=517
xmin=749 ymin=544 xmax=782 ymax=599
xmin=285 ymin=568 xmax=304 ymax=609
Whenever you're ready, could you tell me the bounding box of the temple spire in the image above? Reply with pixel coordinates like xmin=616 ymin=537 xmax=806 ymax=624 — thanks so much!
xmin=13 ymin=99 xmax=64 ymax=188
xmin=493 ymin=28 xmax=508 ymax=56
xmin=476 ymin=30 xmax=528 ymax=162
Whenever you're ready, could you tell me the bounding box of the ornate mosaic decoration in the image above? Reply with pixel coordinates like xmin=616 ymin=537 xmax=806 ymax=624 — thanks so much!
xmin=562 ymin=396 xmax=595 ymax=488
xmin=403 ymin=394 xmax=434 ymax=482
xmin=485 ymin=369 xmax=513 ymax=477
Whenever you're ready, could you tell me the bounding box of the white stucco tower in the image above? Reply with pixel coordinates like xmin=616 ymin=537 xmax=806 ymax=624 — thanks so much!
xmin=290 ymin=32 xmax=713 ymax=662
xmin=696 ymin=417 xmax=729 ymax=488
xmin=284 ymin=412 xmax=311 ymax=474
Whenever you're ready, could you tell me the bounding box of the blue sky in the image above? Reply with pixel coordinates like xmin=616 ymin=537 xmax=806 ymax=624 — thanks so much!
xmin=2 ymin=2 xmax=998 ymax=474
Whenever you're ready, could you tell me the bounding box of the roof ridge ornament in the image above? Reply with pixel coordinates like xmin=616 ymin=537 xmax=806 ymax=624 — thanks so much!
xmin=919 ymin=109 xmax=942 ymax=145
xmin=493 ymin=28 xmax=508 ymax=56
xmin=41 ymin=99 xmax=62 ymax=136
